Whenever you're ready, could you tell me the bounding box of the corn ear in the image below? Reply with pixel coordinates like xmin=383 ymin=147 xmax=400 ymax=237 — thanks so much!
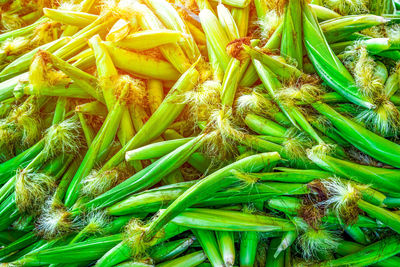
xmin=172 ymin=208 xmax=295 ymax=232
xmin=210 ymin=0 xmax=251 ymax=8
xmin=134 ymin=2 xmax=191 ymax=73
xmin=266 ymin=238 xmax=285 ymax=266
xmin=147 ymin=79 xmax=164 ymax=114
xmin=149 ymin=236 xmax=195 ymax=263
xmin=312 ymin=102 xmax=400 ymax=168
xmin=192 ymin=229 xmax=225 ymax=267
xmin=232 ymin=7 xmax=250 ymax=37
xmin=309 ymin=4 xmax=341 ymax=20
xmin=281 ymin=0 xmax=303 ymax=69
xmin=125 ymin=138 xmax=194 ymax=162
xmin=308 ymin=152 xmax=400 ymax=195
xmin=0 ymin=37 xmax=69 ymax=80
xmin=15 ymin=235 xmax=123 ymax=265
xmin=217 ymin=4 xmax=240 ymax=41
xmin=43 ymin=8 xmax=98 ymax=27
xmin=321 ymin=15 xmax=387 ymax=42
xmin=217 ymin=231 xmax=235 ymax=266
xmin=64 ymin=87 xmax=130 ymax=207
xmin=157 ymin=251 xmax=206 ymax=267
xmin=144 ymin=0 xmax=200 ymax=61
xmin=99 ymin=62 xmax=199 ymax=171
xmin=199 ymin=9 xmax=231 ymax=71
xmin=303 ymin=4 xmax=375 ymax=109
xmin=116 ymin=30 xmax=184 ymax=51
xmin=0 ymin=17 xmax=49 ymax=42
xmin=144 ymin=152 xmax=281 ymax=240
xmin=240 ymin=231 xmax=258 ymax=267
xmin=53 ymin=14 xmax=117 ymax=60
xmin=87 ymin=134 xmax=205 ymax=210
xmin=358 ymin=200 xmax=400 ymax=234
xmin=320 ymin=236 xmax=400 ymax=266
xmin=104 ymin=43 xmax=181 ymax=81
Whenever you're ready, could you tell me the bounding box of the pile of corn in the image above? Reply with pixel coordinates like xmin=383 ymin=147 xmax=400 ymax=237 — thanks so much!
xmin=0 ymin=0 xmax=400 ymax=265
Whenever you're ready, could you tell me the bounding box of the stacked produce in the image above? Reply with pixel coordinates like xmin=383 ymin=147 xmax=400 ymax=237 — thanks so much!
xmin=0 ymin=0 xmax=400 ymax=265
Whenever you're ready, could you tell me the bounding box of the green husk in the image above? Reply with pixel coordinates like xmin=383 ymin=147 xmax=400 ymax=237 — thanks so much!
xmin=0 ymin=72 xmax=29 ymax=102
xmin=0 ymin=154 xmax=70 ymax=231
xmin=53 ymin=13 xmax=117 ymax=60
xmin=0 ymin=38 xmax=69 ymax=80
xmin=157 ymin=251 xmax=206 ymax=267
xmin=335 ymin=240 xmax=400 ymax=266
xmin=358 ymin=200 xmax=400 ymax=234
xmin=275 ymin=231 xmax=297 ymax=257
xmin=268 ymin=196 xmax=380 ymax=228
xmin=75 ymin=101 xmax=107 ymax=117
xmin=199 ymin=181 xmax=308 ymax=207
xmin=21 ymin=83 xmax=93 ymax=99
xmin=111 ymin=30 xmax=183 ymax=51
xmin=312 ymin=101 xmax=400 ymax=168
xmin=217 ymin=4 xmax=240 ymax=41
xmin=40 ymin=50 xmax=100 ymax=102
xmin=251 ymin=58 xmax=325 ymax=143
xmin=0 ymin=17 xmax=49 ymax=43
xmin=106 ymin=182 xmax=193 ymax=215
xmin=0 ymin=139 xmax=44 ymax=185
xmin=143 ymin=152 xmax=281 ymax=241
xmin=89 ymin=34 xmax=135 ymax=142
xmin=149 ymin=236 xmax=195 ymax=263
xmin=133 ymin=2 xmax=191 ymax=73
xmin=43 ymin=9 xmax=98 ymax=27
xmin=0 ymin=230 xmax=25 ymax=246
xmin=231 ymin=6 xmax=250 ymax=37
xmin=281 ymin=0 xmax=303 ymax=69
xmin=303 ymin=4 xmax=375 ymax=109
xmin=199 ymin=9 xmax=230 ymax=71
xmin=240 ymin=231 xmax=258 ymax=267
xmin=210 ymin=0 xmax=250 ymax=7
xmin=307 ymin=150 xmax=400 ymax=195
xmin=14 ymin=234 xmax=123 ymax=266
xmin=321 ymin=15 xmax=387 ymax=42
xmin=104 ymin=42 xmax=181 ymax=81
xmin=246 ymin=47 xmax=303 ymax=82
xmin=144 ymin=0 xmax=199 ymax=62
xmin=85 ymin=134 xmax=205 ymax=210
xmin=216 ymin=231 xmax=235 ymax=266
xmin=0 ymin=232 xmax=38 ymax=258
xmin=309 ymin=4 xmax=341 ymax=20
xmin=266 ymin=238 xmax=285 ymax=267
xmin=171 ymin=208 xmax=295 ymax=232
xmin=107 ymin=180 xmax=307 ymax=216
xmin=343 ymin=225 xmax=369 ymax=244
xmin=99 ymin=61 xmax=199 ymax=172
xmin=94 ymin=222 xmax=187 ymax=267
xmin=64 ymin=86 xmax=130 ymax=207
xmin=192 ymin=229 xmax=225 ymax=267
xmin=125 ymin=138 xmax=194 ymax=162
xmin=77 ymin=113 xmax=95 ymax=147
xmin=370 ymin=0 xmax=396 ymax=15
xmin=221 ymin=58 xmax=243 ymax=107
xmin=320 ymin=236 xmax=400 ymax=266
xmin=245 ymin=113 xmax=287 ymax=137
